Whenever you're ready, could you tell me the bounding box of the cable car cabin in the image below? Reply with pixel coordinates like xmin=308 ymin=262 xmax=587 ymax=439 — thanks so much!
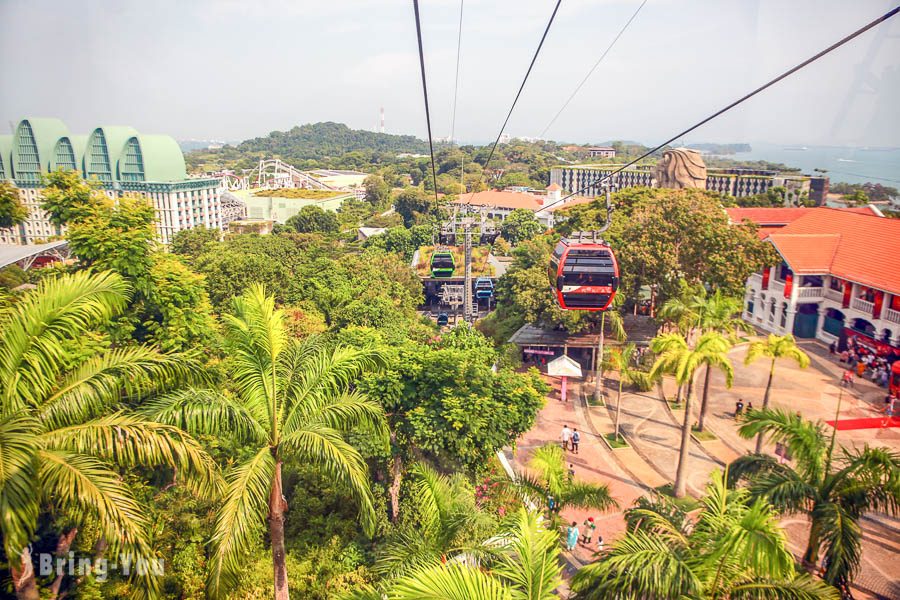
xmin=437 ymin=312 xmax=449 ymax=326
xmin=474 ymin=277 xmax=494 ymax=299
xmin=430 ymin=251 xmax=456 ymax=278
xmin=549 ymin=239 xmax=619 ymax=311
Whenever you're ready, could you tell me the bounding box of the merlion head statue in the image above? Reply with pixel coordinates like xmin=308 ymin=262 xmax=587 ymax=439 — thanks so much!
xmin=655 ymin=148 xmax=708 ymax=189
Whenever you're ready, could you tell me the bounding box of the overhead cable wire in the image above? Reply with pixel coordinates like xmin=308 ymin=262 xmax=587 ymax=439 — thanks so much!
xmin=536 ymin=4 xmax=900 ymax=214
xmin=465 ymin=0 xmax=562 ymax=204
xmin=412 ymin=0 xmax=440 ymax=208
xmin=538 ymin=0 xmax=648 ymax=139
xmin=449 ymin=0 xmax=464 ymax=143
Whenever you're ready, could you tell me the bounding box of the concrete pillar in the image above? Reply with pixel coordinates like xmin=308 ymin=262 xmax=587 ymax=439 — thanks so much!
xmin=561 ymin=376 xmax=568 ymax=403
xmin=784 ymin=306 xmax=797 ymax=335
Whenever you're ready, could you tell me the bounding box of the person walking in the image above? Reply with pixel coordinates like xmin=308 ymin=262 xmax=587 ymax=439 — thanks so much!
xmin=581 ymin=517 xmax=596 ymax=545
xmin=561 ymin=424 xmax=571 ymax=451
xmin=571 ymin=428 xmax=581 ymax=454
xmin=734 ymin=399 xmax=744 ymax=419
xmin=746 ymin=401 xmax=754 ymax=413
xmin=566 ymin=522 xmax=580 ymax=552
xmin=596 ymin=533 xmax=604 ymax=553
xmin=567 ymin=463 xmax=576 ymax=481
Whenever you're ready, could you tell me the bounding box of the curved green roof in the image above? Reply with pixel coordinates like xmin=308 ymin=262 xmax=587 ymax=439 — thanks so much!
xmin=12 ymin=118 xmax=70 ymax=182
xmin=51 ymin=136 xmax=82 ymax=171
xmin=84 ymin=126 xmax=138 ymax=183
xmin=132 ymin=134 xmax=186 ymax=182
xmin=0 ymin=135 xmax=12 ymax=180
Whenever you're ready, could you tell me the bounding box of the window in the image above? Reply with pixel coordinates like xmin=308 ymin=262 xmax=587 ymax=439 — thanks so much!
xmin=780 ymin=303 xmax=788 ymax=328
xmin=829 ymin=277 xmax=844 ymax=291
xmin=776 ymin=263 xmax=792 ymax=282
xmin=858 ymin=287 xmax=875 ymax=302
xmin=801 ymin=275 xmax=823 ymax=287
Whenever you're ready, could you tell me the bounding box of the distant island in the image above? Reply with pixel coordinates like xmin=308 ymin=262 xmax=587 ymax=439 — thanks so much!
xmin=686 ymin=143 xmax=752 ymax=155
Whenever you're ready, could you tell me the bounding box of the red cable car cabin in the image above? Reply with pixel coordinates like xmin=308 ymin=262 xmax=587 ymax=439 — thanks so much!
xmin=549 ymin=238 xmax=619 ymax=311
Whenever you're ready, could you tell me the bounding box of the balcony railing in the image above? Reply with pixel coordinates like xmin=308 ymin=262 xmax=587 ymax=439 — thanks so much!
xmin=797 ymin=286 xmax=823 ymax=299
xmin=885 ymin=308 xmax=900 ymax=325
xmin=851 ymin=297 xmax=874 ymax=313
xmin=825 ymin=288 xmax=844 ymax=303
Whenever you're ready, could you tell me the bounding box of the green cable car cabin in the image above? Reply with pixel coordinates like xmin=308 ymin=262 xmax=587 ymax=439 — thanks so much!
xmin=430 ymin=251 xmax=456 ymax=278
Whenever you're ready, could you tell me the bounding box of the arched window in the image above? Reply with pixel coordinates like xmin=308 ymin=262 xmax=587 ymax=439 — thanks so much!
xmin=882 ymin=329 xmax=893 ymax=344
xmin=851 ymin=318 xmax=876 ymax=337
xmin=780 ymin=303 xmax=788 ymax=328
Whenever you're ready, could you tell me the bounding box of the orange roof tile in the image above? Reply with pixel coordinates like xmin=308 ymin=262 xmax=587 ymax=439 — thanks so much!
xmin=725 ymin=207 xmax=815 ymax=226
xmin=546 ymin=183 xmax=562 ymax=191
xmin=545 ymin=196 xmax=594 ymax=212
xmin=764 ymin=209 xmax=900 ymax=295
xmin=452 ymin=190 xmax=542 ymax=211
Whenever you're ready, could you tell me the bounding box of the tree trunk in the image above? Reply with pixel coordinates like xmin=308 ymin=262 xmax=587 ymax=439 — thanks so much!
xmin=49 ymin=528 xmax=79 ymax=599
xmin=675 ymin=382 xmax=683 ymax=404
xmin=673 ymin=379 xmax=694 ymax=498
xmin=755 ymin=360 xmax=776 ymax=454
xmin=11 ymin=546 xmax=40 ymax=600
xmin=802 ymin=518 xmax=822 ymax=566
xmin=594 ymin=313 xmax=606 ymax=403
xmin=614 ymin=379 xmax=624 ymax=441
xmin=389 ymin=452 xmax=403 ymax=523
xmin=697 ymin=363 xmax=712 ymax=432
xmin=268 ymin=460 xmax=290 ymax=600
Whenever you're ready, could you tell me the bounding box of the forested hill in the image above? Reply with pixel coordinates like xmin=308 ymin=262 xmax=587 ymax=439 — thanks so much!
xmin=186 ymin=122 xmax=429 ymax=171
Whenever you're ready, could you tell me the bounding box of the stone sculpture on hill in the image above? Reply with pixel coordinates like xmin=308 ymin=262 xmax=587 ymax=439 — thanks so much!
xmin=655 ymin=148 xmax=708 ymax=189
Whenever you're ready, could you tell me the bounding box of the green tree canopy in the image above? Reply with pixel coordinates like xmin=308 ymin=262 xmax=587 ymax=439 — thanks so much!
xmin=499 ymin=208 xmax=545 ymax=245
xmin=285 ymin=205 xmax=340 ymax=234
xmin=0 ymin=181 xmax=28 ymax=229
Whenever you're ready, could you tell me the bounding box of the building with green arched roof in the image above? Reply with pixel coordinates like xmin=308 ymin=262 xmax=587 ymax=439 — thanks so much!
xmin=0 ymin=118 xmax=241 ymax=245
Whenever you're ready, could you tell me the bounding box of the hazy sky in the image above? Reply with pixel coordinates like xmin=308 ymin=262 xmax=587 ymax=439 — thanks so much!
xmin=1 ymin=0 xmax=898 ymax=147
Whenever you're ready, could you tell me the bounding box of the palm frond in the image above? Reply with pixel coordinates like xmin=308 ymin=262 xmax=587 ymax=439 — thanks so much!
xmin=39 ymin=412 xmax=223 ymax=497
xmin=493 ymin=508 xmax=562 ymax=600
xmin=37 ymin=450 xmax=150 ymax=558
xmin=0 ymin=411 xmax=39 ymax=558
xmin=560 ymin=480 xmax=618 ymax=513
xmin=38 ymin=347 xmax=207 ymax=429
xmin=737 ymin=408 xmax=828 ymax=481
xmin=815 ymin=500 xmax=862 ymax=587
xmin=387 ymin=562 xmax=512 ymax=600
xmin=0 ymin=270 xmax=129 ymax=411
xmin=729 ymin=573 xmax=840 ymax=599
xmin=140 ymin=388 xmax=268 ymax=444
xmin=527 ymin=444 xmax=566 ymax=497
xmin=207 ymin=446 xmax=275 ymax=600
xmin=280 ymin=427 xmax=377 ymax=535
xmin=571 ymin=528 xmax=700 ymax=600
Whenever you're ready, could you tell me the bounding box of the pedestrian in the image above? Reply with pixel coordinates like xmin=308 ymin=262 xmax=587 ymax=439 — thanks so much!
xmin=842 ymin=370 xmax=854 ymax=388
xmin=596 ymin=533 xmax=604 ymax=553
xmin=746 ymin=401 xmax=753 ymax=412
xmin=571 ymin=428 xmax=581 ymax=454
xmin=547 ymin=495 xmax=555 ymax=513
xmin=582 ymin=517 xmax=596 ymax=545
xmin=561 ymin=424 xmax=571 ymax=451
xmin=735 ymin=399 xmax=744 ymax=419
xmin=829 ymin=341 xmax=836 ymax=355
xmin=568 ymin=463 xmax=576 ymax=480
xmin=566 ymin=521 xmax=580 ymax=552
xmin=839 ymin=349 xmax=848 ymax=363
xmin=881 ymin=394 xmax=894 ymax=414
xmin=856 ymin=361 xmax=866 ymax=377
xmin=848 ymin=353 xmax=857 ymax=369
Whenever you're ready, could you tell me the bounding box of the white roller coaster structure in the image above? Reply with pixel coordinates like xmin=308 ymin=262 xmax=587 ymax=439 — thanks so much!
xmin=217 ymin=159 xmax=340 ymax=192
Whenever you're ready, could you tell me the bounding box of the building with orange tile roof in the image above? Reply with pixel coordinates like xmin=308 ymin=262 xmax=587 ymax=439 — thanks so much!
xmin=725 ymin=206 xmax=882 ymax=239
xmin=743 ymin=208 xmax=900 ymax=354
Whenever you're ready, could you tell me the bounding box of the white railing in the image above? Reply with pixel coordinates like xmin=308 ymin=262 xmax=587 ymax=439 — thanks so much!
xmin=885 ymin=308 xmax=900 ymax=325
xmin=825 ymin=288 xmax=844 ymax=303
xmin=852 ymin=297 xmax=874 ymax=313
xmin=798 ymin=287 xmax=823 ymax=299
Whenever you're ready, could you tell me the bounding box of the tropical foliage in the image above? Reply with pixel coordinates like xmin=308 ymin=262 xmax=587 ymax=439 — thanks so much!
xmin=572 ymin=469 xmax=839 ymax=600
xmin=729 ymin=409 xmax=900 ymax=590
xmin=519 ymin=444 xmax=618 ymax=518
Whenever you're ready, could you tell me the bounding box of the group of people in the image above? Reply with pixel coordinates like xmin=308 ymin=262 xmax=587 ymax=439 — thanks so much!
xmin=560 ymin=424 xmax=581 ymax=454
xmin=733 ymin=398 xmax=753 ymax=419
xmin=565 ymin=518 xmax=604 ymax=554
xmin=831 ymin=339 xmax=895 ymax=389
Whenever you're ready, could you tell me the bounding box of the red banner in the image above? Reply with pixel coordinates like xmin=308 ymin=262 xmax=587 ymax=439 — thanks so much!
xmin=873 ymin=290 xmax=884 ymax=320
xmin=844 ymin=329 xmax=899 ymax=357
xmin=842 ymin=281 xmax=852 ymax=308
xmin=783 ymin=273 xmax=793 ymax=299
xmin=761 ymin=268 xmax=770 ymax=290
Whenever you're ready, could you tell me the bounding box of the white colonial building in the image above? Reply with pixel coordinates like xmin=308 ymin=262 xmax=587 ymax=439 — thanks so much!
xmin=742 ymin=208 xmax=900 ymax=354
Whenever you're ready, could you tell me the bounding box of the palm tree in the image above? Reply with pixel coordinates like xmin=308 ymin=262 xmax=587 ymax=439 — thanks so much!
xmin=594 ymin=295 xmax=626 ymax=403
xmin=697 ymin=289 xmax=752 ymax=339
xmin=520 ymin=444 xmax=618 ymax=518
xmin=375 ymin=462 xmax=496 ymax=579
xmin=355 ymin=507 xmax=562 ymax=600
xmin=0 ymin=271 xmax=220 ymax=600
xmin=606 ymin=343 xmax=637 ymax=442
xmin=649 ymin=332 xmax=733 ymax=497
xmin=744 ymin=334 xmax=810 ymax=453
xmin=729 ymin=408 xmax=900 ymax=590
xmin=571 ymin=468 xmax=839 ymax=600
xmin=143 ymin=285 xmax=387 ymax=600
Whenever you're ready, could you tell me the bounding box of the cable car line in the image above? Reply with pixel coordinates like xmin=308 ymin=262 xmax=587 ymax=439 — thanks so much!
xmin=448 ymin=0 xmax=464 ymax=143
xmin=412 ymin=0 xmax=440 ymax=209
xmin=463 ymin=0 xmax=563 ymax=204
xmin=535 ymin=4 xmax=900 ymax=215
xmin=538 ymin=0 xmax=648 ymax=140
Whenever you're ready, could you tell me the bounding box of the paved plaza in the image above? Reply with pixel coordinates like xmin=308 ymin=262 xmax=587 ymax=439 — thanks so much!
xmin=512 ymin=338 xmax=900 ymax=599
